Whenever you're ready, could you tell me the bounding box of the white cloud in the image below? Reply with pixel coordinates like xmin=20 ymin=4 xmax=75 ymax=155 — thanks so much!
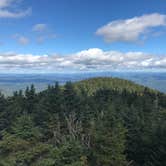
xmin=0 ymin=48 xmax=166 ymax=72
xmin=36 ymin=34 xmax=56 ymax=43
xmin=32 ymin=24 xmax=57 ymax=43
xmin=0 ymin=0 xmax=13 ymax=8
xmin=96 ymin=13 xmax=166 ymax=43
xmin=13 ymin=34 xmax=29 ymax=45
xmin=0 ymin=8 xmax=31 ymax=18
xmin=0 ymin=0 xmax=31 ymax=18
xmin=33 ymin=24 xmax=47 ymax=32
xmin=17 ymin=36 xmax=29 ymax=45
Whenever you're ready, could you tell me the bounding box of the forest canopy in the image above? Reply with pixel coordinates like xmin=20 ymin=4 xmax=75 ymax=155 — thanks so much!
xmin=0 ymin=77 xmax=166 ymax=166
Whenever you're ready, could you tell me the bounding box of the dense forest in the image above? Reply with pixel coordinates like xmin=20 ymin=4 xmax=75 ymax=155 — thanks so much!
xmin=0 ymin=77 xmax=166 ymax=166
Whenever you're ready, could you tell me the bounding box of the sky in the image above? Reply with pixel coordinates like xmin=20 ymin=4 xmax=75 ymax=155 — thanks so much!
xmin=0 ymin=0 xmax=166 ymax=73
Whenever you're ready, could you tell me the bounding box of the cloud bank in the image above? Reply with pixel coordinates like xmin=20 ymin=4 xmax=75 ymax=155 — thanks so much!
xmin=96 ymin=13 xmax=166 ymax=43
xmin=0 ymin=0 xmax=31 ymax=18
xmin=0 ymin=48 xmax=166 ymax=73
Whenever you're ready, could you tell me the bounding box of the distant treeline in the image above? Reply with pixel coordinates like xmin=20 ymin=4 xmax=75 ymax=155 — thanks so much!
xmin=0 ymin=77 xmax=166 ymax=166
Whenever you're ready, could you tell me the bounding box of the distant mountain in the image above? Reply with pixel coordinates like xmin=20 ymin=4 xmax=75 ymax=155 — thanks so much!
xmin=0 ymin=72 xmax=165 ymax=95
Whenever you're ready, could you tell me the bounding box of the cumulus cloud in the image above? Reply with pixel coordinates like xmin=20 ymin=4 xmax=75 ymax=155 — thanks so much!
xmin=13 ymin=34 xmax=29 ymax=45
xmin=96 ymin=13 xmax=166 ymax=43
xmin=0 ymin=0 xmax=31 ymax=18
xmin=0 ymin=48 xmax=165 ymax=72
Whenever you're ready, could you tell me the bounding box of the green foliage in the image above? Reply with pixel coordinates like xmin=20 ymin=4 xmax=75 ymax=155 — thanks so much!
xmin=11 ymin=115 xmax=42 ymax=141
xmin=0 ymin=77 xmax=165 ymax=166
xmin=74 ymin=77 xmax=155 ymax=96
xmin=50 ymin=141 xmax=85 ymax=166
xmin=92 ymin=108 xmax=127 ymax=166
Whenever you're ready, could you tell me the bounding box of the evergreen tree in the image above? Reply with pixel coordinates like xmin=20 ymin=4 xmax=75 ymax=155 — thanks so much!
xmin=91 ymin=106 xmax=127 ymax=166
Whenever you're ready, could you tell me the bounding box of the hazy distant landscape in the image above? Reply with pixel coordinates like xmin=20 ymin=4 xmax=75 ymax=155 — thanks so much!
xmin=0 ymin=72 xmax=165 ymax=95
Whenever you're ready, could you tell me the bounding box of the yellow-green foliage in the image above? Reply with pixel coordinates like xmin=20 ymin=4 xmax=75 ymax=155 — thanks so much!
xmin=74 ymin=77 xmax=155 ymax=96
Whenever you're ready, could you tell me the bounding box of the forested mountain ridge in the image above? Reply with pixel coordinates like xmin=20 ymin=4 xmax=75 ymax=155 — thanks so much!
xmin=73 ymin=77 xmax=156 ymax=95
xmin=0 ymin=77 xmax=166 ymax=166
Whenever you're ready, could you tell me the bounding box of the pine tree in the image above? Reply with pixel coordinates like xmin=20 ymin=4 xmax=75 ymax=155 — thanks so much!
xmin=92 ymin=106 xmax=127 ymax=166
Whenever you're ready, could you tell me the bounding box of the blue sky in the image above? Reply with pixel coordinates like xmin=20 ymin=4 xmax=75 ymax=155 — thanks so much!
xmin=0 ymin=0 xmax=166 ymax=73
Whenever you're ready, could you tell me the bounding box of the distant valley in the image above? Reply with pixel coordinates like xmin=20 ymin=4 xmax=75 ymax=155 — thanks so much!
xmin=0 ymin=72 xmax=165 ymax=95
